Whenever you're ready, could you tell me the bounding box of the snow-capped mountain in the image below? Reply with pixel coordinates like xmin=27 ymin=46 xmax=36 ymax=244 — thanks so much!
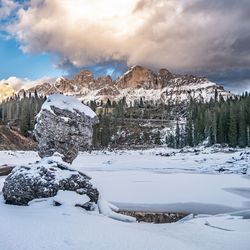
xmin=20 ymin=65 xmax=234 ymax=104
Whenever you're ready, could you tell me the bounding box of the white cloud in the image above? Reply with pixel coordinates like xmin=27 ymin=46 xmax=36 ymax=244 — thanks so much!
xmin=0 ymin=0 xmax=19 ymax=19
xmin=3 ymin=0 xmax=250 ymax=75
xmin=0 ymin=76 xmax=54 ymax=90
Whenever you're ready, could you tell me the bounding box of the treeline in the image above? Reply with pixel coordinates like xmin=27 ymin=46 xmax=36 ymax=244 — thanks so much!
xmin=90 ymin=98 xmax=126 ymax=147
xmin=0 ymin=92 xmax=250 ymax=148
xmin=89 ymin=98 xmax=174 ymax=148
xmin=169 ymin=93 xmax=250 ymax=148
xmin=0 ymin=91 xmax=46 ymax=136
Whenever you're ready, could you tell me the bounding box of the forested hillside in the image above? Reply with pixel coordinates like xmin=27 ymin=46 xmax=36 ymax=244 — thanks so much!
xmin=0 ymin=92 xmax=249 ymax=149
xmin=0 ymin=91 xmax=46 ymax=136
xmin=183 ymin=93 xmax=250 ymax=148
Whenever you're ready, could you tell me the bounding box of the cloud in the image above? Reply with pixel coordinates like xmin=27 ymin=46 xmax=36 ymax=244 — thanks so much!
xmin=57 ymin=58 xmax=128 ymax=79
xmin=0 ymin=76 xmax=54 ymax=90
xmin=206 ymin=68 xmax=250 ymax=94
xmin=0 ymin=0 xmax=19 ymax=19
xmin=2 ymin=0 xmax=250 ymax=91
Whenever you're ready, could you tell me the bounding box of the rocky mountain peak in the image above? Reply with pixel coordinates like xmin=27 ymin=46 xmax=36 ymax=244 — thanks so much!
xmin=94 ymin=75 xmax=113 ymax=89
xmin=158 ymin=68 xmax=173 ymax=78
xmin=15 ymin=65 xmax=234 ymax=105
xmin=116 ymin=65 xmax=158 ymax=89
xmin=74 ymin=70 xmax=94 ymax=83
xmin=158 ymin=68 xmax=174 ymax=87
xmin=55 ymin=77 xmax=66 ymax=84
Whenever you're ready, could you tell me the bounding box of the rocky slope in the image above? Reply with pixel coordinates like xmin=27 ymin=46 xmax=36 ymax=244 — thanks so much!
xmin=0 ymin=125 xmax=36 ymax=150
xmin=20 ymin=65 xmax=234 ymax=104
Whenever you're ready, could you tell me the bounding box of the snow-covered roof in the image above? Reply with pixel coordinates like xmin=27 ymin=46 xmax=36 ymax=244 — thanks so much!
xmin=40 ymin=93 xmax=97 ymax=118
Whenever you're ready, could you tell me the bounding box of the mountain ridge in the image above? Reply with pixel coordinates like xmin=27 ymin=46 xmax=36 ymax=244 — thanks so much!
xmin=16 ymin=65 xmax=234 ymax=104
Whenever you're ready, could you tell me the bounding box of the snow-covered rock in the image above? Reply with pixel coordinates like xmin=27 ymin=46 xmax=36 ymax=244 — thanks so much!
xmin=2 ymin=154 xmax=99 ymax=206
xmin=34 ymin=93 xmax=99 ymax=163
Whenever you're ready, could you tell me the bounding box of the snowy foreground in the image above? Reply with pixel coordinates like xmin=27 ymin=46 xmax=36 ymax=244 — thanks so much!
xmin=0 ymin=146 xmax=250 ymax=250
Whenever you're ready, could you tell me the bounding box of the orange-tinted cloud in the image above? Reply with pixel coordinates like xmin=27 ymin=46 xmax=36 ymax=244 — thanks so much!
xmin=4 ymin=0 xmax=250 ymax=75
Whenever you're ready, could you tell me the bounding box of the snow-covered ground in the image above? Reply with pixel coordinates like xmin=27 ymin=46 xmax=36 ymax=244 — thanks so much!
xmin=2 ymin=146 xmax=249 ymax=213
xmin=0 ymin=195 xmax=249 ymax=250
xmin=0 ymin=146 xmax=250 ymax=250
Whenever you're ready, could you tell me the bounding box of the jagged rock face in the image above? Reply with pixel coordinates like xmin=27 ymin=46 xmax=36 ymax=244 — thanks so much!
xmin=2 ymin=156 xmax=99 ymax=206
xmin=55 ymin=78 xmax=75 ymax=92
xmin=158 ymin=69 xmax=174 ymax=87
xmin=74 ymin=70 xmax=94 ymax=87
xmin=116 ymin=65 xmax=158 ymax=89
xmin=20 ymin=82 xmax=59 ymax=96
xmin=34 ymin=94 xmax=98 ymax=163
xmin=94 ymin=76 xmax=113 ymax=89
xmin=20 ymin=65 xmax=234 ymax=104
xmin=96 ymin=86 xmax=120 ymax=97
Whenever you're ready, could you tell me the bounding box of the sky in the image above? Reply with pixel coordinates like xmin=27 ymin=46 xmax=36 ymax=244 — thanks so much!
xmin=0 ymin=0 xmax=250 ymax=93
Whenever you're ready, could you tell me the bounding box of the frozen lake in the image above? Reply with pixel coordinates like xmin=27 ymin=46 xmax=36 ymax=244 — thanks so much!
xmin=1 ymin=147 xmax=250 ymax=214
xmin=0 ymin=147 xmax=250 ymax=250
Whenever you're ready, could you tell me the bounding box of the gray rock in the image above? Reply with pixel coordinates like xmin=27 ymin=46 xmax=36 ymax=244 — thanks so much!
xmin=3 ymin=94 xmax=100 ymax=208
xmin=0 ymin=165 xmax=14 ymax=176
xmin=34 ymin=94 xmax=98 ymax=163
xmin=2 ymin=155 xmax=99 ymax=206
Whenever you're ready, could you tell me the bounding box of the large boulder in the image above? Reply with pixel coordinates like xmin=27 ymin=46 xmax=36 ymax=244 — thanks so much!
xmin=34 ymin=93 xmax=98 ymax=163
xmin=3 ymin=94 xmax=100 ymax=207
xmin=2 ymin=154 xmax=99 ymax=206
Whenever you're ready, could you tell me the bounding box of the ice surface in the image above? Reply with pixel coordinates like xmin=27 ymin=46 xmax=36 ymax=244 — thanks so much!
xmin=1 ymin=147 xmax=250 ymax=214
xmin=91 ymin=171 xmax=250 ymax=214
xmin=0 ymin=147 xmax=249 ymax=249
